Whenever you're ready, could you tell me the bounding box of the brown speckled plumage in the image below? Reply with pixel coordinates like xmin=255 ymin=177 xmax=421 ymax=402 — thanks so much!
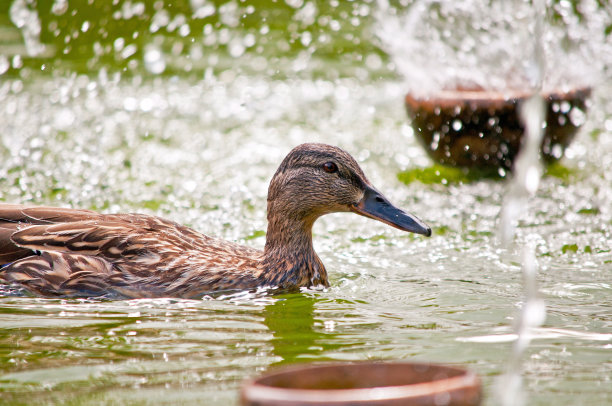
xmin=0 ymin=144 xmax=430 ymax=299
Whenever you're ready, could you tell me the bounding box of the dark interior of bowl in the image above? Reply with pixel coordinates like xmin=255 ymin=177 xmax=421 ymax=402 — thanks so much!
xmin=255 ymin=362 xmax=465 ymax=390
xmin=405 ymin=88 xmax=591 ymax=170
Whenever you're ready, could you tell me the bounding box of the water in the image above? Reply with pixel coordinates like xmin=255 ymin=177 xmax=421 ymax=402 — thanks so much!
xmin=496 ymin=0 xmax=548 ymax=400
xmin=1 ymin=1 xmax=611 ymax=405
xmin=376 ymin=0 xmax=609 ymax=94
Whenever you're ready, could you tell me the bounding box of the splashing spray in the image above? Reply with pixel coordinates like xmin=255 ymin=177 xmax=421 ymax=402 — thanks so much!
xmin=9 ymin=0 xmax=46 ymax=57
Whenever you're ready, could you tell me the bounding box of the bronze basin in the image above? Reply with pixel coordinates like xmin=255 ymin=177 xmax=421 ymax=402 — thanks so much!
xmin=405 ymin=88 xmax=591 ymax=170
xmin=241 ymin=361 xmax=481 ymax=405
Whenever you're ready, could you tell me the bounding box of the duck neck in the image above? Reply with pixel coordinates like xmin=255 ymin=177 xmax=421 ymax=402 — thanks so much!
xmin=260 ymin=212 xmax=328 ymax=289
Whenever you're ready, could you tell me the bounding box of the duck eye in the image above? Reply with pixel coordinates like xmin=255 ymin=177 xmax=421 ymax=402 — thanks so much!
xmin=322 ymin=162 xmax=338 ymax=173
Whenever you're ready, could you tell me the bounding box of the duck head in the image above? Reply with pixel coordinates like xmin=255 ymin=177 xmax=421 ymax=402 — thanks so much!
xmin=266 ymin=143 xmax=431 ymax=236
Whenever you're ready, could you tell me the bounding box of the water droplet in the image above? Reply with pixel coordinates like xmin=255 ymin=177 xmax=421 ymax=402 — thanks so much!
xmin=0 ymin=56 xmax=9 ymax=75
xmin=228 ymin=38 xmax=245 ymax=58
xmin=114 ymin=37 xmax=125 ymax=52
xmin=295 ymin=2 xmax=317 ymax=26
xmin=150 ymin=9 xmax=170 ymax=33
xmin=551 ymin=102 xmax=559 ymax=113
xmin=551 ymin=144 xmax=563 ymax=159
xmin=286 ymin=0 xmax=304 ymax=8
xmin=300 ymin=31 xmax=312 ymax=47
xmin=51 ymin=0 xmax=68 ymax=15
xmin=11 ymin=80 xmax=23 ymax=93
xmin=191 ymin=0 xmax=215 ymax=18
xmin=53 ymin=108 xmax=75 ymax=130
xmin=121 ymin=44 xmax=138 ymax=59
xmin=123 ymin=97 xmax=138 ymax=111
xmin=452 ymin=120 xmax=462 ymax=131
xmin=560 ymin=101 xmax=571 ymax=113
xmin=243 ymin=33 xmax=256 ymax=48
xmin=365 ymin=53 xmax=382 ymax=70
xmin=568 ymin=107 xmax=586 ymax=126
xmin=144 ymin=46 xmax=166 ymax=74
xmin=219 ymin=2 xmax=239 ymax=27
xmin=139 ymin=97 xmax=154 ymax=112
xmin=179 ymin=24 xmax=191 ymax=37
xmin=558 ymin=115 xmax=567 ymax=125
xmin=430 ymin=132 xmax=440 ymax=150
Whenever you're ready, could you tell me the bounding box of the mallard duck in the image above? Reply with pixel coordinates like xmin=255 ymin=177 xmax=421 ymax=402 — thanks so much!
xmin=0 ymin=143 xmax=430 ymax=299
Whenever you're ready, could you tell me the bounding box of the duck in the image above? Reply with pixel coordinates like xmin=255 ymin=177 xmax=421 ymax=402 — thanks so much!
xmin=0 ymin=143 xmax=430 ymax=299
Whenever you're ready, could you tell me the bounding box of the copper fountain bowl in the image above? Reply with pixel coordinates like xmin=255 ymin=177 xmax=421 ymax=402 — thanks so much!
xmin=405 ymin=87 xmax=591 ymax=170
xmin=241 ymin=361 xmax=481 ymax=406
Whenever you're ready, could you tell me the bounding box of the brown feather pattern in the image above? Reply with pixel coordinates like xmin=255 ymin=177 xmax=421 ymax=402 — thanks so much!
xmin=0 ymin=143 xmax=428 ymax=299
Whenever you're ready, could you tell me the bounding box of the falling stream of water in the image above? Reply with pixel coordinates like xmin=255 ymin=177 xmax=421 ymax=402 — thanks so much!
xmin=498 ymin=1 xmax=549 ymax=404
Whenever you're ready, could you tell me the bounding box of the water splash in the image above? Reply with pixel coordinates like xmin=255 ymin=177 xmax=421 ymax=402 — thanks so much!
xmin=144 ymin=44 xmax=167 ymax=75
xmin=376 ymin=0 xmax=610 ymax=94
xmin=9 ymin=0 xmax=46 ymax=57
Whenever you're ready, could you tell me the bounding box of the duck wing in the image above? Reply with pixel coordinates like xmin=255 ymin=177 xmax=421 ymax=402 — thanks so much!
xmin=0 ymin=204 xmax=101 ymax=263
xmin=1 ymin=250 xmax=122 ymax=297
xmin=0 ymin=205 xmax=261 ymax=298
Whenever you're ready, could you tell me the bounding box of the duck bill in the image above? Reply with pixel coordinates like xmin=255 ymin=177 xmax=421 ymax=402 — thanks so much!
xmin=350 ymin=186 xmax=432 ymax=236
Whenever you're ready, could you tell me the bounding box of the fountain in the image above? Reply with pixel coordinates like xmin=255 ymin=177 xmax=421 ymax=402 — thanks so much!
xmin=377 ymin=0 xmax=610 ymax=404
xmin=377 ymin=0 xmax=607 ymax=172
xmin=404 ymin=87 xmax=590 ymax=171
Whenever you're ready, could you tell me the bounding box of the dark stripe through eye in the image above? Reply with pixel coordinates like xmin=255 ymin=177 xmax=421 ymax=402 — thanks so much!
xmin=322 ymin=162 xmax=338 ymax=173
